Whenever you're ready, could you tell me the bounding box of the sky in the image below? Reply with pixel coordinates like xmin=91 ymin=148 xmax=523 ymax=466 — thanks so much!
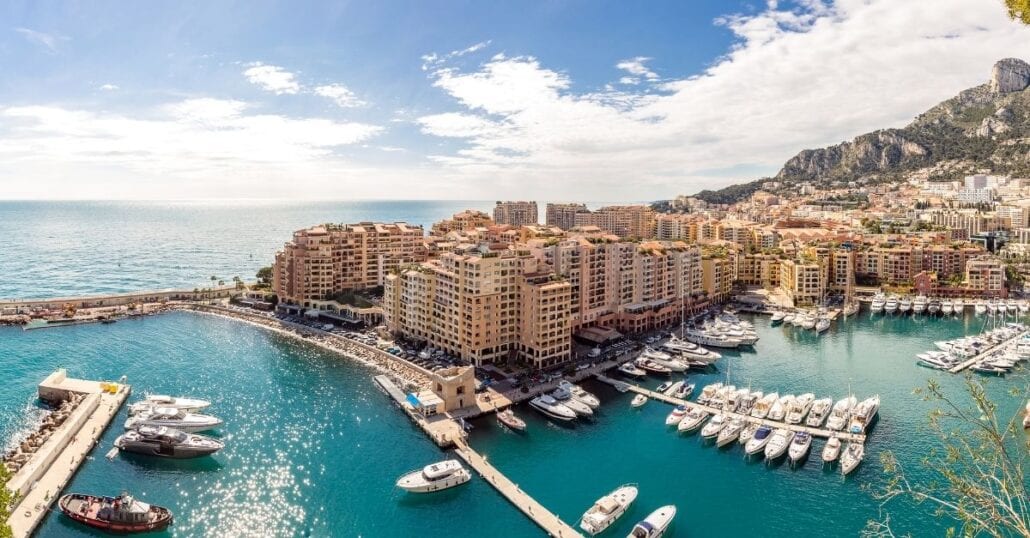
xmin=0 ymin=0 xmax=1028 ymax=202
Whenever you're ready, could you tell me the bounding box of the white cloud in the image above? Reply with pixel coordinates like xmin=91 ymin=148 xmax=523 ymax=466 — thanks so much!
xmin=314 ymin=84 xmax=366 ymax=108
xmin=416 ymin=0 xmax=1030 ymax=199
xmin=616 ymin=56 xmax=658 ymax=80
xmin=243 ymin=63 xmax=300 ymax=95
xmin=99 ymin=84 xmax=119 ymax=91
xmin=421 ymin=40 xmax=492 ymax=70
xmin=14 ymin=27 xmax=66 ymax=53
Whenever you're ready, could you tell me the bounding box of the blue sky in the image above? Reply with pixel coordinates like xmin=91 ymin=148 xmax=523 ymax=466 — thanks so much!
xmin=0 ymin=0 xmax=1028 ymax=200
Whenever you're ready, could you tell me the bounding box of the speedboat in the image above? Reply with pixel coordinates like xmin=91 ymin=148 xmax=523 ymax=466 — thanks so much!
xmin=764 ymin=429 xmax=795 ymax=460
xmin=664 ymin=405 xmax=689 ymax=426
xmin=899 ymin=297 xmax=912 ymax=313
xmin=913 ymin=295 xmax=928 ymax=314
xmin=788 ymin=432 xmax=812 ymax=463
xmin=826 ymin=396 xmax=856 ymax=431
xmin=396 ymin=460 xmax=471 ymax=493
xmin=497 ymin=408 xmax=527 ymax=431
xmin=840 ymin=443 xmax=864 ymax=475
xmin=529 ymin=395 xmax=577 ymax=421
xmin=677 ymin=408 xmax=708 ymax=432
xmin=627 ymin=505 xmax=676 ymax=538
xmin=579 ymin=484 xmax=638 ymax=536
xmin=768 ymin=395 xmax=794 ymax=422
xmin=822 ymin=436 xmax=842 ymax=463
xmin=671 ymin=382 xmax=694 ymax=400
xmin=700 ymin=414 xmax=727 ymax=438
xmin=805 ymin=398 xmax=833 ymax=427
xmin=618 ymin=362 xmax=647 ymax=378
xmin=114 ymin=426 xmax=223 ymax=458
xmin=785 ymin=393 xmax=815 ymax=424
xmin=716 ymin=418 xmax=746 ymax=447
xmin=696 ymin=383 xmax=723 ymax=406
xmin=656 ymin=381 xmax=673 ymax=394
xmin=133 ymin=395 xmax=210 ymax=412
xmin=59 ymin=492 xmax=172 ymax=533
xmin=744 ymin=426 xmax=773 ymax=455
xmin=551 ymin=387 xmax=594 ymax=417
xmin=631 ymin=394 xmax=648 ymax=408
xmin=640 ymin=348 xmax=688 ymax=372
xmin=124 ymin=407 xmax=222 ymax=433
xmin=738 ymin=422 xmax=761 ymax=445
xmin=870 ymin=294 xmax=886 ymax=313
xmin=815 ymin=318 xmax=831 ymax=333
xmin=750 ymin=392 xmax=778 ymax=419
xmin=848 ymin=396 xmax=880 ymax=434
xmin=884 ymin=296 xmax=898 ymax=314
xmin=635 ymin=358 xmax=671 ymax=375
xmin=559 ymin=381 xmax=601 ymax=409
xmin=770 ymin=311 xmax=786 ymax=323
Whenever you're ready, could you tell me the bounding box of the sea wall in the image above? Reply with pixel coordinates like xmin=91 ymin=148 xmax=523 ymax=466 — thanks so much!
xmin=6 ymin=393 xmax=98 ymax=497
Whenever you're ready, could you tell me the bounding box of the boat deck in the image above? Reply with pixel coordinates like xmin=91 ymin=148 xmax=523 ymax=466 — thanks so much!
xmin=948 ymin=329 xmax=1028 ymax=374
xmin=453 ymin=441 xmax=582 ymax=538
xmin=595 ymin=374 xmax=867 ymax=443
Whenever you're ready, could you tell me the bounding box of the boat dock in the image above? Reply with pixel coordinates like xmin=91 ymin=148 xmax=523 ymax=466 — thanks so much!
xmin=5 ymin=369 xmax=131 ymax=538
xmin=595 ymin=374 xmax=867 ymax=443
xmin=373 ymin=375 xmax=466 ymax=448
xmin=453 ymin=441 xmax=582 ymax=538
xmin=948 ymin=329 xmax=1029 ymax=374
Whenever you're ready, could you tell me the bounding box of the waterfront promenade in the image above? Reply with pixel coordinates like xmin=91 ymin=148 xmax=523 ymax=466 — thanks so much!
xmin=453 ymin=440 xmax=582 ymax=538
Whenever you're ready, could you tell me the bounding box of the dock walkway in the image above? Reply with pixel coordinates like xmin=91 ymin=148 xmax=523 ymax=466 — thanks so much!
xmin=453 ymin=441 xmax=582 ymax=538
xmin=595 ymin=374 xmax=867 ymax=443
xmin=948 ymin=329 xmax=1028 ymax=374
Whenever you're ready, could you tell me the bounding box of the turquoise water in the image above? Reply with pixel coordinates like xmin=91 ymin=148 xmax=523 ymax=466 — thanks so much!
xmin=1 ymin=310 xmax=1025 ymax=536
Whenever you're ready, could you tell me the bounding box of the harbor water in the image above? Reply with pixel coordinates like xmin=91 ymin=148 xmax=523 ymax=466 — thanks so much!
xmin=1 ymin=309 xmax=1025 ymax=536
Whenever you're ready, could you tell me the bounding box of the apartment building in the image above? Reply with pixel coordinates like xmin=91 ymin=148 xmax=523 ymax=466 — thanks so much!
xmin=545 ymin=203 xmax=588 ymax=230
xmin=518 ymin=272 xmax=573 ymax=367
xmin=273 ymin=222 xmax=426 ymax=306
xmin=493 ymin=200 xmax=538 ymax=227
xmin=430 ymin=210 xmax=494 ymax=236
xmin=964 ymin=255 xmax=1006 ymax=296
xmin=701 ymin=255 xmax=734 ymax=303
xmin=778 ymin=257 xmax=827 ymax=306
xmin=737 ymin=253 xmax=781 ymax=290
xmin=655 ymin=214 xmax=699 ymax=242
xmin=573 ymin=205 xmax=657 ymax=239
xmin=855 ymin=244 xmax=983 ymax=285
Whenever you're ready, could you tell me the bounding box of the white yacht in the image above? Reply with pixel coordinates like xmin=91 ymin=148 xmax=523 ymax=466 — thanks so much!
xmin=988 ymin=298 xmax=999 ymax=315
xmin=640 ymin=348 xmax=688 ymax=372
xmin=661 ymin=336 xmax=721 ymax=363
xmin=677 ymin=408 xmax=709 ymax=433
xmin=716 ymin=418 xmax=746 ymax=447
xmin=124 ymin=407 xmax=222 ymax=433
xmin=696 ymin=383 xmax=723 ymax=405
xmin=670 ymin=382 xmax=694 ymax=400
xmin=737 ymin=391 xmax=762 ymax=415
xmin=898 ymin=297 xmax=912 ymax=313
xmin=815 ymin=317 xmax=831 ymax=333
xmin=618 ymin=362 xmax=647 ymax=378
xmin=840 ymin=443 xmax=865 ymax=475
xmin=825 ymin=396 xmax=856 ymax=431
xmin=805 ymin=398 xmax=833 ymax=427
xmin=764 ymin=429 xmax=796 ymax=460
xmin=928 ymin=298 xmax=942 ymax=315
xmin=913 ymin=295 xmax=928 ymax=314
xmin=770 ymin=311 xmax=786 ymax=323
xmin=822 ymin=436 xmax=842 ymax=463
xmin=1009 ymin=298 xmax=1020 ymax=314
xmin=941 ymin=299 xmax=954 ymax=316
xmin=579 ymin=484 xmax=638 ymax=536
xmin=558 ymin=381 xmax=601 ymax=409
xmin=627 ymin=505 xmax=676 ymax=538
xmin=870 ymin=293 xmax=886 ymax=313
xmin=800 ymin=313 xmax=817 ymax=330
xmin=551 ymin=387 xmax=594 ymax=417
xmin=723 ymin=388 xmax=749 ymax=413
xmin=683 ymin=327 xmax=743 ymax=349
xmin=782 ymin=313 xmax=797 ymax=324
xmin=396 ymin=460 xmax=471 ymax=493
xmin=529 ymin=395 xmax=577 ymax=422
xmin=750 ymin=392 xmax=778 ymax=419
xmin=768 ymin=395 xmax=794 ymax=422
xmin=785 ymin=393 xmax=815 ymax=424
xmin=744 ymin=426 xmax=773 ymax=455
xmin=788 ymin=432 xmax=812 ymax=463
xmin=634 ymin=358 xmax=671 ymax=375
xmin=664 ymin=405 xmax=689 ymax=426
xmin=134 ymin=395 xmax=211 ymax=412
xmin=738 ymin=422 xmax=761 ymax=445
xmin=975 ymin=299 xmax=988 ymax=316
xmin=709 ymin=385 xmax=734 ymax=410
xmin=1020 ymin=300 xmax=1029 ymax=314
xmin=630 ymin=394 xmax=648 ymax=408
xmin=700 ymin=414 xmax=727 ymax=438
xmin=848 ymin=396 xmax=880 ymax=434
xmin=496 ymin=408 xmax=527 ymax=431
xmin=954 ymin=298 xmax=965 ymax=314
xmin=884 ymin=296 xmax=899 ymax=314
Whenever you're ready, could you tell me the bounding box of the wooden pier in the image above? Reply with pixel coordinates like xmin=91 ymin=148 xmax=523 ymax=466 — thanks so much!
xmin=595 ymin=374 xmax=868 ymax=443
xmin=948 ymin=329 xmax=1028 ymax=374
xmin=453 ymin=441 xmax=582 ymax=538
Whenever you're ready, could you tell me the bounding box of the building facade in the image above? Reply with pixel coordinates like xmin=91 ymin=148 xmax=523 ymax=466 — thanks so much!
xmin=545 ymin=203 xmax=588 ymax=230
xmin=493 ymin=201 xmax=538 ymax=227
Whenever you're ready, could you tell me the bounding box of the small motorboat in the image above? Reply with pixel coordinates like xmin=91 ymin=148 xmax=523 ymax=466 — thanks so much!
xmin=396 ymin=460 xmax=471 ymax=493
xmin=700 ymin=414 xmax=727 ymax=439
xmin=655 ymin=381 xmax=673 ymax=394
xmin=529 ymin=395 xmax=577 ymax=422
xmin=676 ymin=408 xmax=708 ymax=433
xmin=840 ymin=442 xmax=865 ymax=475
xmin=764 ymin=429 xmax=795 ymax=460
xmin=114 ymin=425 xmax=223 ymax=458
xmin=738 ymin=422 xmax=760 ymax=445
xmin=665 ymin=405 xmax=689 ymax=426
xmin=579 ymin=484 xmax=638 ymax=536
xmin=671 ymin=382 xmax=694 ymax=400
xmin=627 ymin=505 xmax=676 ymax=538
xmin=631 ymin=394 xmax=648 ymax=408
xmin=496 ymin=408 xmax=527 ymax=431
xmin=124 ymin=407 xmax=222 ymax=433
xmin=770 ymin=311 xmax=786 ymax=323
xmin=822 ymin=436 xmax=842 ymax=463
xmin=132 ymin=394 xmax=211 ymax=413
xmin=716 ymin=418 xmax=745 ymax=448
xmin=618 ymin=362 xmax=647 ymax=377
xmin=744 ymin=426 xmax=773 ymax=456
xmin=788 ymin=432 xmax=812 ymax=463
xmin=59 ymin=492 xmax=172 ymax=533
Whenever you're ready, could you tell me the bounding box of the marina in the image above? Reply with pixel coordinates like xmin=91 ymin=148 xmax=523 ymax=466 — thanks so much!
xmin=947 ymin=327 xmax=1029 ymax=374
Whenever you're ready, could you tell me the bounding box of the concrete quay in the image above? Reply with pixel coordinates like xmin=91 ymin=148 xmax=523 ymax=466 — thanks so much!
xmin=5 ymin=370 xmax=130 ymax=538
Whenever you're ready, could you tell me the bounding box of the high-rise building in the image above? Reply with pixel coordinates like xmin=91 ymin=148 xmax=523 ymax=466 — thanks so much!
xmin=545 ymin=203 xmax=588 ymax=230
xmin=572 ymin=205 xmax=657 ymax=239
xmin=430 ymin=210 xmax=494 ymax=236
xmin=273 ymin=222 xmax=426 ymax=307
xmin=493 ymin=201 xmax=538 ymax=227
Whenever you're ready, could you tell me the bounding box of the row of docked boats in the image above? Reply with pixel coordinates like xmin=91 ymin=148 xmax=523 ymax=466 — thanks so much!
xmin=871 ymin=293 xmax=1029 ymax=316
xmin=577 ymin=484 xmax=677 ymax=537
xmin=769 ymin=309 xmax=831 ymax=333
xmin=682 ymin=312 xmax=758 ymax=349
xmin=528 ymin=380 xmax=602 ymax=422
xmin=916 ymin=323 xmax=1029 ymax=374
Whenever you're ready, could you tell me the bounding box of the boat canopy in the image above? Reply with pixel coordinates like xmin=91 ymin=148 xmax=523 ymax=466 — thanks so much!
xmin=595 ymin=497 xmax=619 ymax=514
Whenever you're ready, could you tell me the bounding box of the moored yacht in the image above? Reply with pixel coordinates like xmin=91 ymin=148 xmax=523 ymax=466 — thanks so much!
xmin=840 ymin=443 xmax=864 ymax=475
xmin=631 ymin=394 xmax=648 ymax=408
xmin=114 ymin=426 xmax=223 ymax=458
xmin=822 ymin=436 xmax=842 ymax=463
xmin=579 ymin=484 xmax=639 ymax=536
xmin=770 ymin=311 xmax=786 ymax=323
xmin=899 ymin=297 xmax=912 ymax=313
xmin=59 ymin=492 xmax=172 ymax=533
xmin=764 ymin=429 xmax=795 ymax=460
xmin=716 ymin=418 xmax=746 ymax=447
xmin=913 ymin=295 xmax=928 ymax=314
xmin=396 ymin=460 xmax=471 ymax=493
xmin=928 ymin=298 xmax=942 ymax=315
xmin=815 ymin=317 xmax=831 ymax=333
xmin=848 ymin=396 xmax=880 ymax=434
xmin=768 ymin=395 xmax=794 ymax=422
xmin=696 ymin=383 xmax=723 ymax=405
xmin=941 ymin=299 xmax=954 ymax=315
xmin=618 ymin=362 xmax=647 ymax=377
xmin=700 ymin=414 xmax=727 ymax=438
xmin=677 ymin=408 xmax=709 ymax=433
xmin=635 ymin=358 xmax=671 ymax=375
xmin=975 ymin=299 xmax=988 ymax=316
xmin=804 ymin=398 xmax=833 ymax=427
xmin=788 ymin=432 xmax=812 ymax=463
xmin=870 ymin=293 xmax=886 ymax=313
xmin=496 ymin=408 xmax=527 ymax=431
xmin=744 ymin=426 xmax=773 ymax=455
xmin=133 ymin=395 xmax=211 ymax=412
xmin=627 ymin=505 xmax=676 ymax=538
xmin=785 ymin=393 xmax=815 ymax=424
xmin=529 ymin=395 xmax=577 ymax=422
xmin=124 ymin=407 xmax=222 ymax=433
xmin=782 ymin=313 xmax=797 ymax=324
xmin=884 ymin=296 xmax=899 ymax=314
xmin=661 ymin=336 xmax=721 ymax=363
xmin=558 ymin=380 xmax=601 ymax=409
xmin=684 ymin=326 xmax=744 ymax=349
xmin=671 ymin=382 xmax=694 ymax=400
xmin=800 ymin=313 xmax=817 ymax=330
xmin=664 ymin=405 xmax=689 ymax=426
xmin=551 ymin=387 xmax=594 ymax=417
xmin=640 ymin=348 xmax=688 ymax=372
xmin=825 ymin=396 xmax=856 ymax=431
xmin=750 ymin=392 xmax=778 ymax=419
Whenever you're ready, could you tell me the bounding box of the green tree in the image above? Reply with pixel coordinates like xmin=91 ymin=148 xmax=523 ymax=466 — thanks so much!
xmin=866 ymin=377 xmax=1030 ymax=537
xmin=1 ymin=464 xmax=14 ymax=538
xmin=1007 ymin=0 xmax=1030 ymax=24
xmin=256 ymin=266 xmax=273 ymax=285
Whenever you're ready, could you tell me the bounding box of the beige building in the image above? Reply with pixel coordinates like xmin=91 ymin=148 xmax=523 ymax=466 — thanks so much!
xmin=273 ymin=222 xmax=426 ymax=307
xmin=573 ymin=205 xmax=657 ymax=239
xmin=493 ymin=201 xmax=538 ymax=227
xmin=965 ymin=255 xmax=1006 ymax=294
xmin=701 ymin=255 xmax=734 ymax=303
xmin=518 ymin=272 xmax=573 ymax=367
xmin=779 ymin=256 xmax=827 ymax=306
xmin=545 ymin=203 xmax=588 ymax=230
xmin=655 ymin=214 xmax=699 ymax=242
xmin=427 ymin=366 xmax=476 ymax=412
xmin=431 ymin=210 xmax=494 ymax=236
